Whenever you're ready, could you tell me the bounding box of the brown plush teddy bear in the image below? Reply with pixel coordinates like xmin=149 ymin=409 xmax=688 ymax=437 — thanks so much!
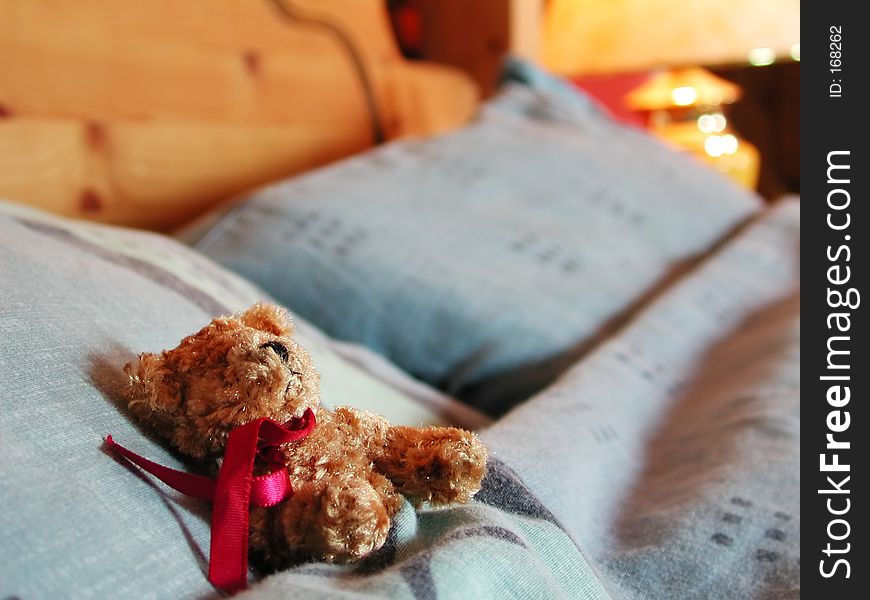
xmin=121 ymin=303 xmax=487 ymax=575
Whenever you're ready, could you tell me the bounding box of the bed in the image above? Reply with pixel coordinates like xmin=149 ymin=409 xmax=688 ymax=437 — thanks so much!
xmin=0 ymin=2 xmax=800 ymax=599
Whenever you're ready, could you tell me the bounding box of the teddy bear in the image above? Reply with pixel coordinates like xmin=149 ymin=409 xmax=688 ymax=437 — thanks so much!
xmin=121 ymin=302 xmax=488 ymax=574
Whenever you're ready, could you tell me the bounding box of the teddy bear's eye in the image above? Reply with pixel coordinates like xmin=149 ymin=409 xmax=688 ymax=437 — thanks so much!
xmin=260 ymin=341 xmax=289 ymax=363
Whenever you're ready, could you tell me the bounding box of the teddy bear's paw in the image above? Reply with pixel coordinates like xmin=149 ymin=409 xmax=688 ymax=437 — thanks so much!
xmin=378 ymin=427 xmax=489 ymax=506
xmin=317 ymin=477 xmax=392 ymax=562
xmin=423 ymin=432 xmax=489 ymax=506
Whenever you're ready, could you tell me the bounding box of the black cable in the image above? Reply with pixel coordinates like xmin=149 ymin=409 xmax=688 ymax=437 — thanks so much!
xmin=267 ymin=0 xmax=387 ymax=145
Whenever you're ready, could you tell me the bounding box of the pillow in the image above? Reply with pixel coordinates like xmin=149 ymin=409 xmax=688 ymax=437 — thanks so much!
xmin=0 ymin=200 xmax=486 ymax=598
xmin=188 ymin=73 xmax=761 ymax=414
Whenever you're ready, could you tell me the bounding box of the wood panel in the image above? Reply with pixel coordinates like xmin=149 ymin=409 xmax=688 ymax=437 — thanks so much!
xmin=0 ymin=117 xmax=369 ymax=229
xmin=0 ymin=0 xmax=478 ymax=230
xmin=392 ymin=0 xmax=541 ymax=99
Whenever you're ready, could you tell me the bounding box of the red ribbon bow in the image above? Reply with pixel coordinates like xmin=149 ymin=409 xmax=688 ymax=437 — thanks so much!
xmin=107 ymin=408 xmax=317 ymax=594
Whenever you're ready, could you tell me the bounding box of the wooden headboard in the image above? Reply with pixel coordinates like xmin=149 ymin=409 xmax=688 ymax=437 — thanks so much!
xmin=0 ymin=0 xmax=478 ymax=230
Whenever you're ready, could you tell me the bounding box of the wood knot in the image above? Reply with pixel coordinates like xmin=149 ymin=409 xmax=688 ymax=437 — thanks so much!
xmin=242 ymin=50 xmax=261 ymax=76
xmin=79 ymin=188 xmax=103 ymax=213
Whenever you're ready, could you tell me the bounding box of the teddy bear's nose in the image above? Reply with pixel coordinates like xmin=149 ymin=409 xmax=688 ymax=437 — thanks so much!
xmin=260 ymin=341 xmax=289 ymax=363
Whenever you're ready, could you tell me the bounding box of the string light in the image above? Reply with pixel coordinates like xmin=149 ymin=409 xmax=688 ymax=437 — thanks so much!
xmin=748 ymin=47 xmax=776 ymax=66
xmin=697 ymin=113 xmax=727 ymax=134
xmin=704 ymin=134 xmax=739 ymax=158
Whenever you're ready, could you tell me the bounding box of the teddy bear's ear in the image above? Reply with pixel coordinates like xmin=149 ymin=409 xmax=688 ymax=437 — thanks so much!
xmin=123 ymin=352 xmax=182 ymax=428
xmin=239 ymin=303 xmax=294 ymax=336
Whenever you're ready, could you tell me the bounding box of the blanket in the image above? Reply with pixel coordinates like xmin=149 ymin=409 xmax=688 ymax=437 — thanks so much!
xmin=0 ymin=194 xmax=799 ymax=599
xmin=235 ymin=200 xmax=800 ymax=599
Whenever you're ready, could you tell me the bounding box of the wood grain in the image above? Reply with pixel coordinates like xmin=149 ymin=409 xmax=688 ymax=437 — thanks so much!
xmin=0 ymin=0 xmax=478 ymax=230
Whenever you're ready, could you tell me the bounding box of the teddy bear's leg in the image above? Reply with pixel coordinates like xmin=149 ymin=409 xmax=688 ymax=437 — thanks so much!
xmin=274 ymin=473 xmax=398 ymax=563
xmin=375 ymin=426 xmax=488 ymax=506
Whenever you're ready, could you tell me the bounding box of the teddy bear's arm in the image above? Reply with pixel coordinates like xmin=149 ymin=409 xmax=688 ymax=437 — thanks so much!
xmin=374 ymin=425 xmax=488 ymax=506
xmin=329 ymin=406 xmax=393 ymax=454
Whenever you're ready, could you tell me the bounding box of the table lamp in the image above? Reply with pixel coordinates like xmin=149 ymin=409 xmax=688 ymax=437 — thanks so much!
xmin=538 ymin=0 xmax=800 ymax=189
xmin=625 ymin=67 xmax=759 ymax=188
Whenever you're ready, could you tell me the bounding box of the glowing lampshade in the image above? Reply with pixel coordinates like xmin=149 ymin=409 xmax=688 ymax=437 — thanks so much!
xmin=625 ymin=68 xmax=740 ymax=111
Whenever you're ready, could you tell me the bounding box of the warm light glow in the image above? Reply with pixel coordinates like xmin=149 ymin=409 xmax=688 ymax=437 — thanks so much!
xmin=541 ymin=0 xmax=800 ymax=76
xmin=748 ymin=47 xmax=776 ymax=66
xmin=790 ymin=43 xmax=800 ymax=61
xmin=698 ymin=113 xmax=727 ymax=133
xmin=671 ymin=86 xmax=698 ymax=106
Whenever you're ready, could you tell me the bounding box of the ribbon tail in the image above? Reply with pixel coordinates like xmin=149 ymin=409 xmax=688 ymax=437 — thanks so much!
xmin=105 ymin=435 xmax=216 ymax=501
xmin=208 ymin=419 xmax=263 ymax=593
xmin=107 ymin=410 xmax=316 ymax=594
